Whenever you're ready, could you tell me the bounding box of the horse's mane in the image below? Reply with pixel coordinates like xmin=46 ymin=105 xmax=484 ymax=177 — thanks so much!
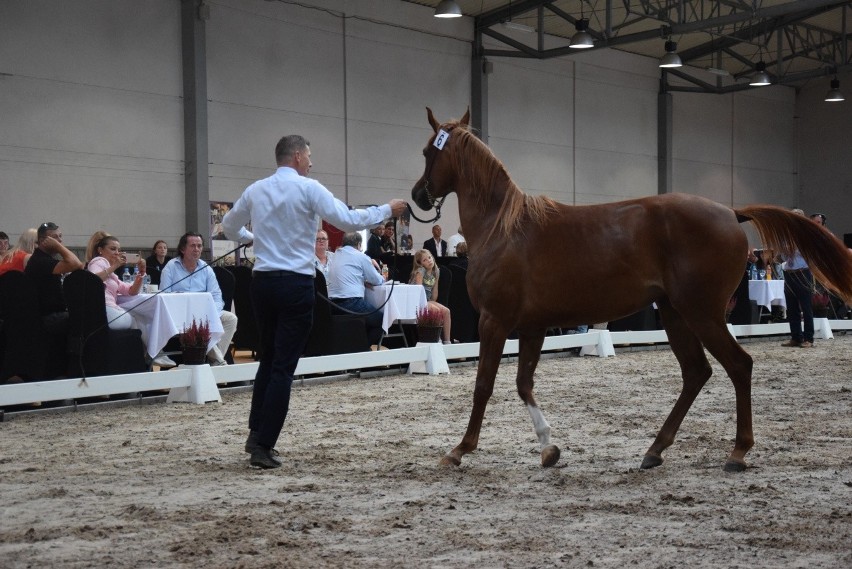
xmin=445 ymin=121 xmax=558 ymax=240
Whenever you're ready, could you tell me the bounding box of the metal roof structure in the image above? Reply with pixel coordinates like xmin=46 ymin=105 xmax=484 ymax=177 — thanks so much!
xmin=404 ymin=1 xmax=851 ymax=93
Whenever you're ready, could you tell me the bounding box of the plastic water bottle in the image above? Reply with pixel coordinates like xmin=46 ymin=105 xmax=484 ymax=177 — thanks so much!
xmin=122 ymin=267 xmax=132 ymax=284
xmin=142 ymin=272 xmax=151 ymax=293
xmin=382 ymin=264 xmax=389 ymax=281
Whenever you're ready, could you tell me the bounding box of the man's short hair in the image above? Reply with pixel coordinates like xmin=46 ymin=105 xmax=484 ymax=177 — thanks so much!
xmin=341 ymin=232 xmax=362 ymax=248
xmin=275 ymin=135 xmax=309 ymax=164
xmin=177 ymin=231 xmax=204 ymax=257
xmin=37 ymin=222 xmax=59 ymax=240
xmin=0 ymin=231 xmax=8 ymax=240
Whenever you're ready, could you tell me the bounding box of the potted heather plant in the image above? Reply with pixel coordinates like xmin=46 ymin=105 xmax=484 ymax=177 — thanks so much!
xmin=416 ymin=305 xmax=444 ymax=343
xmin=180 ymin=318 xmax=211 ymax=365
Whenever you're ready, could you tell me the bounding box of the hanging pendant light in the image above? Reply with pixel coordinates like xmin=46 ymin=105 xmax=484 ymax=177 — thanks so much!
xmin=825 ymin=77 xmax=845 ymax=102
xmin=659 ymin=40 xmax=682 ymax=68
xmin=434 ymin=0 xmax=462 ymax=18
xmin=569 ymin=18 xmax=594 ymax=49
xmin=749 ymin=61 xmax=771 ymax=86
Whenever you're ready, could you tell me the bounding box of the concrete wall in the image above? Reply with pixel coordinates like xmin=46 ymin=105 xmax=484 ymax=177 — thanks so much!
xmin=1 ymin=0 xmax=846 ymax=252
xmin=796 ymin=70 xmax=852 ymax=243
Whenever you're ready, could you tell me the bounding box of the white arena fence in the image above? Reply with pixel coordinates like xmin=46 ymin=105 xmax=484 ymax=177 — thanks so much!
xmin=1 ymin=319 xmax=849 ymax=408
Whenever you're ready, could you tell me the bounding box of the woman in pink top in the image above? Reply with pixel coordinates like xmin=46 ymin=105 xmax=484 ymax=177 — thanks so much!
xmin=86 ymin=235 xmax=146 ymax=330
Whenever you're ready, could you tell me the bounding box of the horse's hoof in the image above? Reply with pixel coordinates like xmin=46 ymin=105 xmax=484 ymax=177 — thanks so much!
xmin=439 ymin=454 xmax=461 ymax=468
xmin=541 ymin=445 xmax=560 ymax=467
xmin=640 ymin=454 xmax=663 ymax=470
xmin=723 ymin=460 xmax=747 ymax=473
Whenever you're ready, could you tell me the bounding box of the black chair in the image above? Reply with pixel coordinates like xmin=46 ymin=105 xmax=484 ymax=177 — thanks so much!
xmin=63 ymin=270 xmax=147 ymax=378
xmin=304 ymin=271 xmax=370 ymax=356
xmin=436 ymin=265 xmax=452 ymax=307
xmin=0 ymin=271 xmax=53 ymax=381
xmin=729 ymin=272 xmax=760 ymax=325
xmin=213 ymin=265 xmax=235 ymax=311
xmin=212 ymin=265 xmax=236 ymax=364
xmin=229 ymin=266 xmax=260 ymax=359
xmin=447 ymin=265 xmax=480 ymax=343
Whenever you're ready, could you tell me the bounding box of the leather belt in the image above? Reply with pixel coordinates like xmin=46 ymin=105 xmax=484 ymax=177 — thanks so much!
xmin=252 ymin=270 xmax=301 ymax=278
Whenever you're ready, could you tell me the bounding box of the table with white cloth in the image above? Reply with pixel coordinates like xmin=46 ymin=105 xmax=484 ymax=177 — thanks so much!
xmin=364 ymin=282 xmax=428 ymax=346
xmin=117 ymin=292 xmax=224 ymax=359
xmin=748 ymin=280 xmax=786 ymax=311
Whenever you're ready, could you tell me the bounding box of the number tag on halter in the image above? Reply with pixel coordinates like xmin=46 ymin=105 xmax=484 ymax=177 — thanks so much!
xmin=433 ymin=129 xmax=450 ymax=150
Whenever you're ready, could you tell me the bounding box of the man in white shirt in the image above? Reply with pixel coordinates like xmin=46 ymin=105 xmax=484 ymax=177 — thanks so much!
xmin=160 ymin=232 xmax=237 ymax=366
xmin=327 ymin=232 xmax=385 ymax=346
xmin=223 ymin=134 xmax=406 ymax=469
xmin=447 ymin=226 xmax=465 ymax=256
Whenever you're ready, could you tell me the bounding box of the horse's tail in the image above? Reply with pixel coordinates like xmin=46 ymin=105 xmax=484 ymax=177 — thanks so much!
xmin=735 ymin=205 xmax=852 ymax=302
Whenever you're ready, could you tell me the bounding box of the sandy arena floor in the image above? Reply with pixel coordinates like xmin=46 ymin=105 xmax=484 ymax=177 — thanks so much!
xmin=1 ymin=336 xmax=850 ymax=568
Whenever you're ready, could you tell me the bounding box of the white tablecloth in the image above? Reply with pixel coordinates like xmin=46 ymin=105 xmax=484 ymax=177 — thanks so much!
xmin=117 ymin=292 xmax=224 ymax=358
xmin=748 ymin=280 xmax=786 ymax=310
xmin=364 ymin=283 xmax=428 ymax=333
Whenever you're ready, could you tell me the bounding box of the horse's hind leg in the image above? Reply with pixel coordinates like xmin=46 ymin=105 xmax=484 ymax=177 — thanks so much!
xmin=515 ymin=330 xmax=560 ymax=467
xmin=440 ymin=313 xmax=510 ymax=467
xmin=642 ymin=302 xmax=714 ymax=470
xmin=688 ymin=318 xmax=754 ymax=472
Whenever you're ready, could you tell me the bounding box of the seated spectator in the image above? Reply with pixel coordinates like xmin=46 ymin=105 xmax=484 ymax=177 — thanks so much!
xmin=380 ymin=222 xmax=396 ymax=254
xmin=85 ymin=235 xmax=177 ymax=367
xmin=327 ymin=231 xmax=385 ymax=346
xmin=145 ymin=240 xmax=172 ymax=287
xmin=0 ymin=231 xmax=9 ymax=257
xmin=409 ymin=249 xmax=453 ymax=344
xmin=24 ymin=222 xmax=84 ymax=333
xmin=366 ymin=226 xmax=384 ymax=260
xmin=160 ymin=232 xmax=237 ymax=366
xmin=447 ymin=226 xmax=465 ymax=256
xmin=450 ymin=241 xmax=469 ymax=270
xmin=0 ymin=228 xmax=37 ymax=276
xmin=85 ymin=230 xmax=111 ymax=266
xmin=423 ymin=224 xmax=448 ymax=257
xmin=400 ymin=234 xmax=414 ymax=254
xmin=314 ymin=229 xmax=333 ymax=278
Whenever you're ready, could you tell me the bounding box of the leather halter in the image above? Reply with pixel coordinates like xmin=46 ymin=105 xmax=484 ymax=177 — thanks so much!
xmin=408 ymin=125 xmax=454 ymax=224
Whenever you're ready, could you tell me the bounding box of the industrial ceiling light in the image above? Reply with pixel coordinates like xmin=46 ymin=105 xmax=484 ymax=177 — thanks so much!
xmin=825 ymin=76 xmax=845 ymax=102
xmin=749 ymin=61 xmax=771 ymax=86
xmin=659 ymin=40 xmax=682 ymax=68
xmin=434 ymin=0 xmax=462 ymax=18
xmin=569 ymin=18 xmax=594 ymax=49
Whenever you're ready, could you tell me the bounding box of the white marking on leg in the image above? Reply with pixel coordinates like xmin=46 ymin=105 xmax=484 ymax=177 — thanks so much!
xmin=526 ymin=404 xmax=551 ymax=449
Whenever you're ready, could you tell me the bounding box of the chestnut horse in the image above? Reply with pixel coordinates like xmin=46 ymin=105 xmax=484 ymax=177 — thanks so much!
xmin=411 ymin=108 xmax=852 ymax=472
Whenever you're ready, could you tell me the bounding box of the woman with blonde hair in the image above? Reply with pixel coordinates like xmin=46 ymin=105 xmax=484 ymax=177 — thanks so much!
xmin=85 ymin=230 xmax=111 ymax=266
xmin=0 ymin=228 xmax=38 ymax=276
xmin=409 ymin=248 xmax=453 ymax=343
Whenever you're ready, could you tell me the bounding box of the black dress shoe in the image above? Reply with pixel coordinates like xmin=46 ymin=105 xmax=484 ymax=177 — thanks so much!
xmin=245 ymin=431 xmax=280 ymax=456
xmin=250 ymin=447 xmax=282 ymax=469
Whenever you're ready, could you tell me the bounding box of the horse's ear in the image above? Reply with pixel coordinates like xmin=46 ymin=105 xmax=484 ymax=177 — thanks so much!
xmin=427 ymin=107 xmax=440 ymax=133
xmin=460 ymin=107 xmax=470 ymax=126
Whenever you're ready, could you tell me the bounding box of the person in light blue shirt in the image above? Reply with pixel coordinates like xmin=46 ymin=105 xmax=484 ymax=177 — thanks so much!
xmin=160 ymin=232 xmax=237 ymax=365
xmin=780 ymin=209 xmax=814 ymax=347
xmin=222 ymin=134 xmax=407 ymax=469
xmin=327 ymin=232 xmax=385 ymax=346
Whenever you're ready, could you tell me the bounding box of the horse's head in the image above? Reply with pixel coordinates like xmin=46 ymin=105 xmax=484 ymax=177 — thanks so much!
xmin=411 ymin=107 xmax=470 ymax=211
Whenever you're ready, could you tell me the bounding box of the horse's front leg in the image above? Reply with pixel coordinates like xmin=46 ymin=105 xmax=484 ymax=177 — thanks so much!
xmin=440 ymin=314 xmax=509 ymax=467
xmin=516 ymin=330 xmax=560 ymax=467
